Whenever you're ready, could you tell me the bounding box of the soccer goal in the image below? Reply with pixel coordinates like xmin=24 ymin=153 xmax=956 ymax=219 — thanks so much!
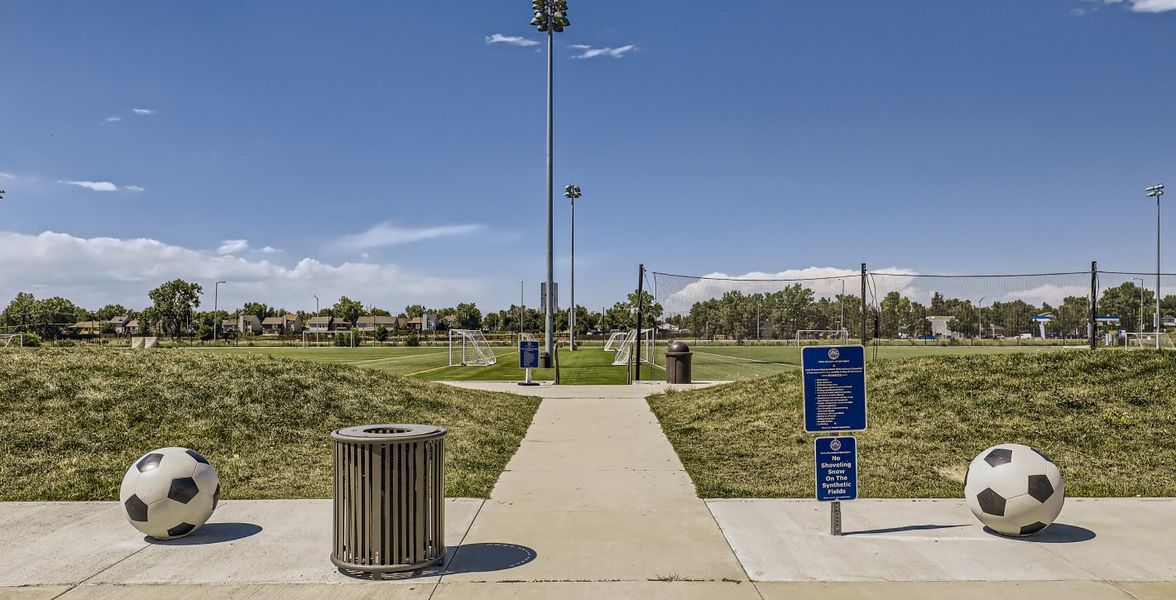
xmin=603 ymin=331 xmax=628 ymax=352
xmin=796 ymin=328 xmax=850 ymax=346
xmin=519 ymin=332 xmax=537 ymax=344
xmin=302 ymin=330 xmax=355 ymax=348
xmin=0 ymin=333 xmax=22 ymax=348
xmin=612 ymin=328 xmax=655 ymax=366
xmin=1125 ymin=332 xmax=1176 ymax=350
xmin=450 ymin=329 xmax=497 ymax=366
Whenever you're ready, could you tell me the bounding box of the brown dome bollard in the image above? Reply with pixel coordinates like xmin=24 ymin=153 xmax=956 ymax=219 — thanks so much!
xmin=665 ymin=341 xmax=693 ymax=384
xmin=331 ymin=424 xmax=446 ymax=574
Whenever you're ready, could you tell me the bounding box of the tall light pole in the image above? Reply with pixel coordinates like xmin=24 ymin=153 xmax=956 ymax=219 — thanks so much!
xmin=977 ymin=297 xmax=986 ymax=343
xmin=1147 ymin=184 xmax=1165 ymax=350
xmin=213 ymin=281 xmax=226 ymax=342
xmin=564 ymin=184 xmax=581 ymax=349
xmin=1133 ymin=277 xmax=1145 ymax=336
xmin=839 ymin=279 xmax=846 ymax=333
xmin=531 ymin=0 xmax=569 ymax=366
xmin=314 ymin=294 xmax=320 ymax=314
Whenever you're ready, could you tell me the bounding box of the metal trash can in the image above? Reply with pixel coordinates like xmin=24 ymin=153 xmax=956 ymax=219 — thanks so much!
xmin=665 ymin=341 xmax=692 ymax=384
xmin=331 ymin=424 xmax=446 ymax=574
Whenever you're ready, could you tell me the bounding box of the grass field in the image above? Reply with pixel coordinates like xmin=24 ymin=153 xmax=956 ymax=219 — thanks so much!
xmin=648 ymin=351 xmax=1176 ymax=499
xmin=187 ymin=342 xmax=1072 ymax=384
xmin=0 ymin=347 xmax=540 ymax=500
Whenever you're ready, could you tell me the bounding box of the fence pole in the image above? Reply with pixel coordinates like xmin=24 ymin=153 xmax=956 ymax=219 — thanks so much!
xmin=1090 ymin=261 xmax=1097 ymax=350
xmin=860 ymin=263 xmax=868 ymax=345
xmin=635 ymin=264 xmax=644 ymax=382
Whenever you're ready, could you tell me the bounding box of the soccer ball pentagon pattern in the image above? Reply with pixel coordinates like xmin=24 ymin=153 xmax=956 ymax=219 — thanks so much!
xmin=119 ymin=447 xmax=220 ymax=540
xmin=964 ymin=443 xmax=1064 ymax=536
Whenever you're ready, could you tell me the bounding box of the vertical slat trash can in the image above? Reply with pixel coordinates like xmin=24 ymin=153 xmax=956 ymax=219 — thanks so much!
xmin=331 ymin=424 xmax=446 ymax=574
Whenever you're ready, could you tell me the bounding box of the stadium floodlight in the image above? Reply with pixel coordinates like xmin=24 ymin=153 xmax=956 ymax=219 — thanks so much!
xmin=1146 ymin=184 xmax=1165 ymax=350
xmin=565 ymin=184 xmax=582 ymax=350
xmin=529 ymin=0 xmax=572 ymax=367
xmin=213 ymin=280 xmax=226 ymax=342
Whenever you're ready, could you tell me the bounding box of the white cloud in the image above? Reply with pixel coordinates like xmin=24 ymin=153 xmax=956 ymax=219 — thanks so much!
xmin=1128 ymin=0 xmax=1176 ymax=11
xmin=260 ymin=246 xmax=281 ymax=254
xmin=569 ymin=44 xmax=637 ymax=59
xmin=0 ymin=231 xmax=484 ymax=310
xmin=217 ymin=239 xmax=251 ymax=255
xmin=103 ymin=116 xmax=122 ymax=123
xmin=58 ymin=180 xmax=119 ymax=192
xmin=485 ymin=33 xmax=540 ymax=47
xmin=125 ymin=185 xmax=145 ymax=192
xmin=660 ymin=267 xmax=902 ymax=315
xmin=335 ymin=222 xmax=483 ymax=250
xmin=132 ymin=108 xmax=156 ymax=115
xmin=0 ymin=172 xmax=14 ymax=180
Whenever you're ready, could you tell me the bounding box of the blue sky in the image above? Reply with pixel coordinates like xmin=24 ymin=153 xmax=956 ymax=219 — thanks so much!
xmin=1 ymin=0 xmax=1175 ymax=312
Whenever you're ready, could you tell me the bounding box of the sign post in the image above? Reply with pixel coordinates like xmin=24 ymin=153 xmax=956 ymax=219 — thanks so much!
xmin=518 ymin=339 xmax=540 ymax=386
xmin=802 ymin=345 xmax=867 ymax=535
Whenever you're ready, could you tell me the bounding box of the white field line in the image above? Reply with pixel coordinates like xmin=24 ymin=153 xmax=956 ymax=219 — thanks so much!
xmin=347 ymin=350 xmax=450 ymax=366
xmin=405 ymin=350 xmax=519 ymax=377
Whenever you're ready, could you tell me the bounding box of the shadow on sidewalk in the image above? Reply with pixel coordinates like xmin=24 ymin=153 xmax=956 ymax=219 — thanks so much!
xmin=337 ymin=542 xmax=538 ymax=581
xmin=146 ymin=522 xmax=263 ymax=545
xmin=842 ymin=523 xmax=968 ymax=536
xmin=984 ymin=523 xmax=1096 ymax=543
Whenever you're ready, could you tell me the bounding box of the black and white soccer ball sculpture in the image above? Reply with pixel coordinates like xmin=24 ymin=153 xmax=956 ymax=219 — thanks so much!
xmin=964 ymin=443 xmax=1064 ymax=537
xmin=119 ymin=447 xmax=220 ymax=540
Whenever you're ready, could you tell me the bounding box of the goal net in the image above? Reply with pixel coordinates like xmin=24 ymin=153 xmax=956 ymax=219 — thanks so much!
xmin=0 ymin=333 xmax=22 ymax=348
xmin=1125 ymin=332 xmax=1176 ymax=350
xmin=519 ymin=332 xmax=536 ymax=344
xmin=612 ymin=328 xmax=655 ymax=366
xmin=796 ymin=329 xmax=850 ymax=346
xmin=450 ymin=329 xmax=497 ymax=366
xmin=603 ymin=331 xmax=628 ymax=352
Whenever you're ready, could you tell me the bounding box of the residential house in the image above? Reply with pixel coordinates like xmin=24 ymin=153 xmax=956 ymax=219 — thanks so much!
xmin=355 ymin=316 xmax=397 ymax=332
xmin=306 ymin=316 xmax=333 ymax=332
xmin=125 ymin=319 xmax=141 ymax=335
xmin=237 ymin=315 xmax=263 ymax=335
xmin=108 ymin=315 xmax=131 ymax=335
xmin=407 ymin=313 xmax=439 ymax=331
xmin=396 ymin=317 xmax=409 ymax=330
xmin=261 ymin=314 xmax=303 ymax=335
xmin=70 ymin=321 xmax=102 ymax=336
xmin=442 ymin=315 xmax=457 ymax=329
xmin=332 ymin=319 xmax=353 ymax=331
xmin=221 ymin=319 xmax=239 ymax=334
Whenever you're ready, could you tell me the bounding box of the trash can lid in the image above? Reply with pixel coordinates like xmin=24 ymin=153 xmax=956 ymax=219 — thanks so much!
xmin=667 ymin=341 xmax=690 ymax=353
xmin=332 ymin=423 xmax=447 ymax=443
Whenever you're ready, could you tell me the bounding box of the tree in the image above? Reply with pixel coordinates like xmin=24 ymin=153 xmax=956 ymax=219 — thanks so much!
xmin=484 ymin=312 xmax=501 ymax=331
xmin=94 ymin=304 xmax=129 ymax=321
xmin=147 ymin=279 xmax=203 ymax=339
xmin=374 ymin=324 xmax=389 ymax=342
xmin=404 ymin=304 xmax=426 ymax=318
xmin=369 ymin=307 xmax=392 ymax=317
xmin=241 ymin=302 xmax=273 ymax=322
xmin=332 ymin=296 xmax=364 ymax=325
xmin=453 ymin=303 xmax=482 ymax=330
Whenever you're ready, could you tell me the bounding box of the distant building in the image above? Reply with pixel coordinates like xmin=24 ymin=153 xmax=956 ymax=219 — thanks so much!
xmin=261 ymin=314 xmax=303 ymax=335
xmin=306 ymin=316 xmax=333 ymax=332
xmin=356 ymin=316 xmax=397 ymax=332
xmin=926 ymin=316 xmax=957 ymax=339
xmin=237 ymin=315 xmax=263 ymax=335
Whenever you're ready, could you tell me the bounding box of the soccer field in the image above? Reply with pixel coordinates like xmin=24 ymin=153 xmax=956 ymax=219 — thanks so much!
xmin=189 ymin=343 xmax=1074 ymax=383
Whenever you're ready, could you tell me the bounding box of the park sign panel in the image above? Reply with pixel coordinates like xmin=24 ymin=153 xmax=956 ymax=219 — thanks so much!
xmin=815 ymin=436 xmax=858 ymax=501
xmin=519 ymin=340 xmax=540 ymax=369
xmin=802 ymin=345 xmax=867 ymax=433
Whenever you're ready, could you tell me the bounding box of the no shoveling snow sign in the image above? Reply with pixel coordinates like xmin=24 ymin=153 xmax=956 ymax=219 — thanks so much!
xmin=815 ymin=436 xmax=858 ymax=501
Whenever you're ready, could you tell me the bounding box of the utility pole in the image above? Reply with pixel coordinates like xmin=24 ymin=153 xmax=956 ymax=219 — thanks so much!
xmin=1146 ymin=184 xmax=1165 ymax=349
xmin=635 ymin=264 xmax=644 ymax=381
xmin=213 ymin=281 xmax=226 ymax=342
xmin=530 ymin=0 xmax=570 ymax=366
xmin=565 ymin=184 xmax=582 ymax=349
xmin=860 ymin=263 xmax=868 ymax=345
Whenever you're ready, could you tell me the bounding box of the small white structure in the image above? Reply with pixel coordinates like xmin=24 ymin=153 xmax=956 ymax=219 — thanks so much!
xmin=927 ymin=316 xmax=956 ymax=339
xmin=449 ymin=329 xmax=496 ymax=366
xmin=1033 ymin=314 xmax=1055 ymax=339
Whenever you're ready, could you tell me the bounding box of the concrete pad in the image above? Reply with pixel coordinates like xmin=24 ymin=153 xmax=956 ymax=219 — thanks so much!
xmin=489 ymin=470 xmax=702 ymax=511
xmin=432 ymin=581 xmax=761 ymax=599
xmin=87 ymin=499 xmax=483 ymax=585
xmin=439 ymin=382 xmax=719 ymax=399
xmin=0 ymin=502 xmax=149 ymax=586
xmin=708 ymin=499 xmax=1097 ymax=581
xmin=1029 ymin=499 xmax=1176 ymax=581
xmin=441 ymin=504 xmax=747 ymax=582
xmin=0 ymin=587 xmax=73 ymax=600
xmin=754 ymin=581 xmax=1136 ymax=599
xmin=1115 ymin=582 xmax=1176 ymax=600
xmin=57 ymin=583 xmax=432 ymax=599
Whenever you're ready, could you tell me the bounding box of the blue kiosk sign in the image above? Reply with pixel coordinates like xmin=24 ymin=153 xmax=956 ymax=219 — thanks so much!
xmin=802 ymin=345 xmax=867 ymax=433
xmin=815 ymin=436 xmax=858 ymax=501
xmin=519 ymin=340 xmax=540 ymax=369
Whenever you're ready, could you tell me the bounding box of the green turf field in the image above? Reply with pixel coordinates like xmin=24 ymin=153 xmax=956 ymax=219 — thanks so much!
xmin=189 ymin=343 xmax=1074 ymax=384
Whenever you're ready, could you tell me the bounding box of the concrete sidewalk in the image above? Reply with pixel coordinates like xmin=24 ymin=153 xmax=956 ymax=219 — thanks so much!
xmin=3 ymin=383 xmax=1175 ymax=599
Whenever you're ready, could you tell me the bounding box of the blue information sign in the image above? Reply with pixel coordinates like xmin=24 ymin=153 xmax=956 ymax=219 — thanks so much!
xmin=802 ymin=345 xmax=867 ymax=433
xmin=815 ymin=436 xmax=858 ymax=501
xmin=519 ymin=340 xmax=540 ymax=369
